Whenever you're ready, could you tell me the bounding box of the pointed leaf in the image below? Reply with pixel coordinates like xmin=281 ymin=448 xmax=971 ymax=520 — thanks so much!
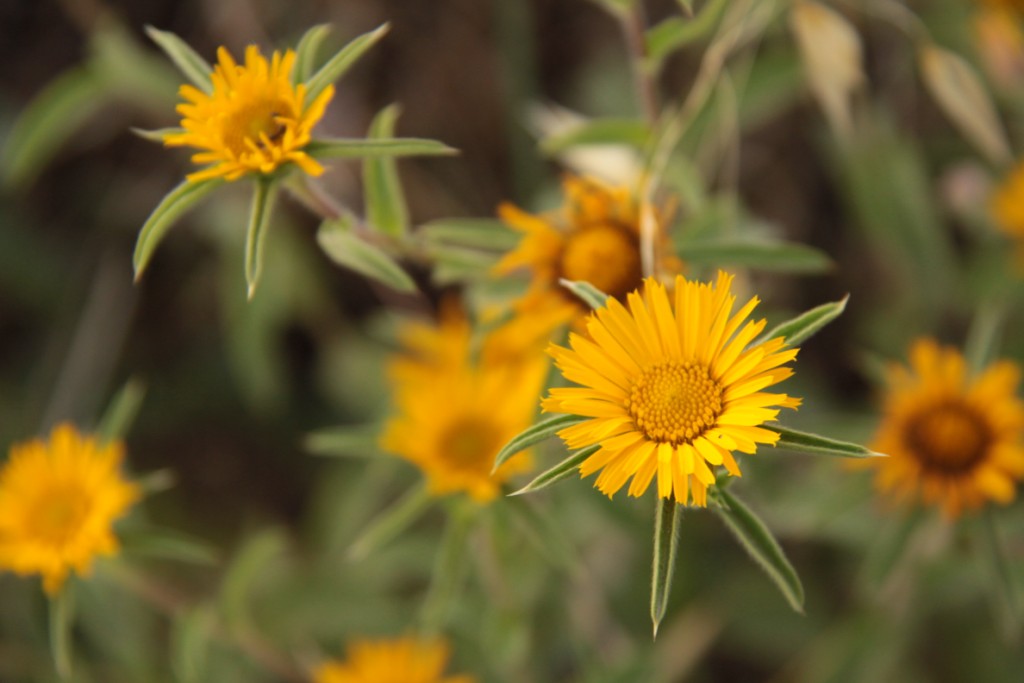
xmin=677 ymin=237 xmax=833 ymax=273
xmin=712 ymin=488 xmax=804 ymax=613
xmin=119 ymin=526 xmax=219 ymax=566
xmin=244 ymin=178 xmax=278 ymax=299
xmin=304 ymin=23 xmax=390 ymax=104
xmin=540 ymin=118 xmax=651 ymax=154
xmin=510 ymin=445 xmax=599 ymax=496
xmin=305 ymin=425 xmax=382 ymax=458
xmin=317 ymin=218 xmax=417 ymax=292
xmin=419 ymin=218 xmax=520 ymax=251
xmin=306 ymin=137 xmax=457 ymax=160
xmin=651 ymin=497 xmax=682 ymax=638
xmin=96 ymin=378 xmax=146 ymax=445
xmin=493 ymin=414 xmax=586 ymax=473
xmin=559 ymin=279 xmax=610 ymax=310
xmin=646 ymin=0 xmax=728 ymax=63
xmin=758 ymin=296 xmax=848 ymax=347
xmin=171 ymin=605 xmax=214 ymax=683
xmin=363 ymin=104 xmax=409 ymax=236
xmin=144 ymin=26 xmax=212 ymax=93
xmin=348 ymin=484 xmax=432 ymax=560
xmin=130 ymin=127 xmax=184 ymax=143
xmin=768 ymin=425 xmax=883 ymax=459
xmin=219 ymin=529 xmax=287 ymax=633
xmin=133 ymin=178 xmax=225 ymax=279
xmin=293 ymin=24 xmax=332 ymax=85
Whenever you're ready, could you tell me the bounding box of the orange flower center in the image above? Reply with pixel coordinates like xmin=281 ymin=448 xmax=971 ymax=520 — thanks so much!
xmin=220 ymin=97 xmax=295 ymax=156
xmin=28 ymin=486 xmax=90 ymax=546
xmin=904 ymin=402 xmax=992 ymax=473
xmin=558 ymin=223 xmax=642 ymax=301
xmin=439 ymin=418 xmax=503 ymax=470
xmin=627 ymin=360 xmax=723 ymax=444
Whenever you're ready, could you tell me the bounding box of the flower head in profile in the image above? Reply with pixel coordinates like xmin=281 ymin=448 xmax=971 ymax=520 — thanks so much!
xmin=496 ymin=174 xmax=680 ymax=323
xmin=165 ymin=45 xmax=333 ymax=182
xmin=542 ymin=272 xmax=800 ymax=506
xmin=868 ymin=339 xmax=1024 ymax=518
xmin=314 ymin=637 xmax=474 ymax=683
xmin=380 ymin=304 xmax=549 ymax=502
xmin=0 ymin=424 xmax=140 ymax=595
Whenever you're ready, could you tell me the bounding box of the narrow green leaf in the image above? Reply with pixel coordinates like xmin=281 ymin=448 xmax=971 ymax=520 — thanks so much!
xmin=712 ymin=488 xmax=804 ymax=613
xmin=504 ymin=498 xmax=578 ymax=571
xmin=49 ymin=587 xmax=74 ymax=681
xmin=119 ymin=526 xmax=219 ymax=566
xmin=306 ymin=137 xmax=457 ymax=160
xmin=540 ymin=118 xmax=651 ymax=154
xmin=979 ymin=510 xmax=1021 ymax=640
xmin=510 ymin=445 xmax=599 ymax=496
xmin=244 ymin=178 xmax=278 ymax=300
xmin=171 ymin=605 xmax=214 ymax=683
xmin=317 ymin=218 xmax=417 ymax=292
xmin=862 ymin=507 xmax=924 ymax=590
xmin=645 ymin=0 xmax=728 ymax=64
xmin=677 ymin=238 xmax=833 ymax=273
xmin=305 ymin=425 xmax=382 ymax=458
xmin=144 ymin=26 xmax=212 ymax=92
xmin=348 ymin=484 xmax=432 ymax=560
xmin=768 ymin=425 xmax=884 ymax=459
xmin=419 ymin=218 xmax=520 ymax=251
xmin=650 ymin=497 xmax=682 ymax=638
xmin=363 ymin=104 xmax=409 ymax=236
xmin=304 ymin=23 xmax=390 ymax=104
xmin=220 ymin=529 xmax=287 ymax=633
xmin=493 ymin=414 xmax=586 ymax=473
xmin=559 ymin=279 xmax=610 ymax=310
xmin=758 ymin=296 xmax=848 ymax=348
xmin=427 ymin=244 xmax=498 ymax=284
xmin=293 ymin=23 xmax=332 ymax=85
xmin=130 ymin=127 xmax=184 ymax=143
xmin=96 ymin=378 xmax=146 ymax=445
xmin=133 ymin=178 xmax=225 ymax=279
xmin=419 ymin=501 xmax=475 ymax=636
xmin=964 ymin=302 xmax=1008 ymax=375
xmin=2 ymin=66 xmax=107 ymax=189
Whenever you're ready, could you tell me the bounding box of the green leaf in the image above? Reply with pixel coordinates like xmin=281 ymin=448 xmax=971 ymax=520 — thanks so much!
xmin=363 ymin=104 xmax=409 ymax=237
xmin=305 ymin=425 xmax=382 ymax=458
xmin=293 ymin=23 xmax=332 ymax=85
xmin=133 ymin=178 xmax=225 ymax=279
xmin=306 ymin=137 xmax=458 ymax=160
xmin=49 ymin=586 xmax=74 ymax=681
xmin=244 ymin=178 xmax=279 ymax=300
xmin=348 ymin=484 xmax=432 ymax=561
xmin=130 ymin=127 xmax=183 ymax=143
xmin=559 ymin=279 xmax=610 ymax=310
xmin=504 ymin=498 xmax=578 ymax=571
xmin=758 ymin=296 xmax=848 ymax=348
xmin=427 ymin=244 xmax=498 ymax=284
xmin=317 ymin=218 xmax=417 ymax=292
xmin=510 ymin=445 xmax=599 ymax=496
xmin=645 ymin=0 xmax=729 ymax=64
xmin=119 ymin=526 xmax=219 ymax=566
xmin=767 ymin=425 xmax=884 ymax=459
xmin=219 ymin=529 xmax=287 ymax=634
xmin=650 ymin=497 xmax=682 ymax=638
xmin=964 ymin=302 xmax=1008 ymax=375
xmin=677 ymin=237 xmax=833 ymax=273
xmin=171 ymin=605 xmax=214 ymax=683
xmin=304 ymin=23 xmax=390 ymax=104
xmin=712 ymin=488 xmax=804 ymax=613
xmin=540 ymin=118 xmax=651 ymax=154
xmin=979 ymin=510 xmax=1021 ymax=640
xmin=492 ymin=414 xmax=586 ymax=473
xmin=2 ymin=65 xmax=108 ymax=189
xmin=419 ymin=501 xmax=475 ymax=636
xmin=96 ymin=378 xmax=146 ymax=445
xmin=862 ymin=507 xmax=924 ymax=590
xmin=144 ymin=26 xmax=212 ymax=93
xmin=419 ymin=218 xmax=520 ymax=251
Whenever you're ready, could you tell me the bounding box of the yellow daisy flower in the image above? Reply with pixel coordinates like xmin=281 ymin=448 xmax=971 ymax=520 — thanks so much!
xmin=380 ymin=305 xmax=549 ymax=502
xmin=542 ymin=271 xmax=801 ymax=506
xmin=164 ymin=45 xmax=334 ymax=182
xmin=495 ymin=174 xmax=681 ymax=322
xmin=314 ymin=637 xmax=474 ymax=683
xmin=868 ymin=339 xmax=1024 ymax=518
xmin=0 ymin=424 xmax=140 ymax=595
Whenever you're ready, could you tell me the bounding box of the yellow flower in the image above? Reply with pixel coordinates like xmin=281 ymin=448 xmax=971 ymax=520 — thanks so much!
xmin=991 ymin=161 xmax=1024 ymax=245
xmin=868 ymin=339 xmax=1024 ymax=518
xmin=542 ymin=272 xmax=800 ymax=506
xmin=164 ymin=45 xmax=334 ymax=182
xmin=0 ymin=424 xmax=140 ymax=595
xmin=314 ymin=637 xmax=474 ymax=683
xmin=380 ymin=305 xmax=549 ymax=502
xmin=495 ymin=174 xmax=681 ymax=323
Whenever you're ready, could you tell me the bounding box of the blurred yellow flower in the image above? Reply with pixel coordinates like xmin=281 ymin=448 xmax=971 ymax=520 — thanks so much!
xmin=543 ymin=272 xmax=800 ymax=506
xmin=991 ymin=161 xmax=1024 ymax=248
xmin=974 ymin=7 xmax=1024 ymax=89
xmin=869 ymin=339 xmax=1024 ymax=518
xmin=0 ymin=424 xmax=140 ymax=595
xmin=164 ymin=45 xmax=334 ymax=182
xmin=495 ymin=174 xmax=680 ymax=323
xmin=380 ymin=304 xmax=549 ymax=502
xmin=314 ymin=637 xmax=474 ymax=683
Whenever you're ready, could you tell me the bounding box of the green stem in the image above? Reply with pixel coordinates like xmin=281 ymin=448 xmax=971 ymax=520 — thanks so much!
xmin=49 ymin=588 xmax=74 ymax=681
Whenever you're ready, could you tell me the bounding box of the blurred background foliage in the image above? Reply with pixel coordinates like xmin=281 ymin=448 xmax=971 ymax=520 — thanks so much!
xmin=1 ymin=0 xmax=1024 ymax=681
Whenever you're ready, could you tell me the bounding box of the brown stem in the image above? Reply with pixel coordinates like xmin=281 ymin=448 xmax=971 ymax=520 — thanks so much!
xmin=620 ymin=2 xmax=659 ymax=126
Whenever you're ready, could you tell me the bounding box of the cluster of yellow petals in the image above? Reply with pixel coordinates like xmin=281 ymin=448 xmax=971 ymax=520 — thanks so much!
xmin=0 ymin=424 xmax=140 ymax=595
xmin=543 ymin=272 xmax=800 ymax=506
xmin=164 ymin=45 xmax=333 ymax=182
xmin=314 ymin=637 xmax=475 ymax=683
xmin=379 ymin=303 xmax=550 ymax=502
xmin=869 ymin=339 xmax=1024 ymax=518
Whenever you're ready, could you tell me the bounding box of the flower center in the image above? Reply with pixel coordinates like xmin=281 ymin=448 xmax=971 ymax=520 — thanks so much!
xmin=28 ymin=486 xmax=90 ymax=546
xmin=904 ymin=402 xmax=992 ymax=474
xmin=558 ymin=223 xmax=642 ymax=301
xmin=627 ymin=360 xmax=724 ymax=445
xmin=439 ymin=418 xmax=504 ymax=471
xmin=221 ymin=97 xmax=293 ymax=156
